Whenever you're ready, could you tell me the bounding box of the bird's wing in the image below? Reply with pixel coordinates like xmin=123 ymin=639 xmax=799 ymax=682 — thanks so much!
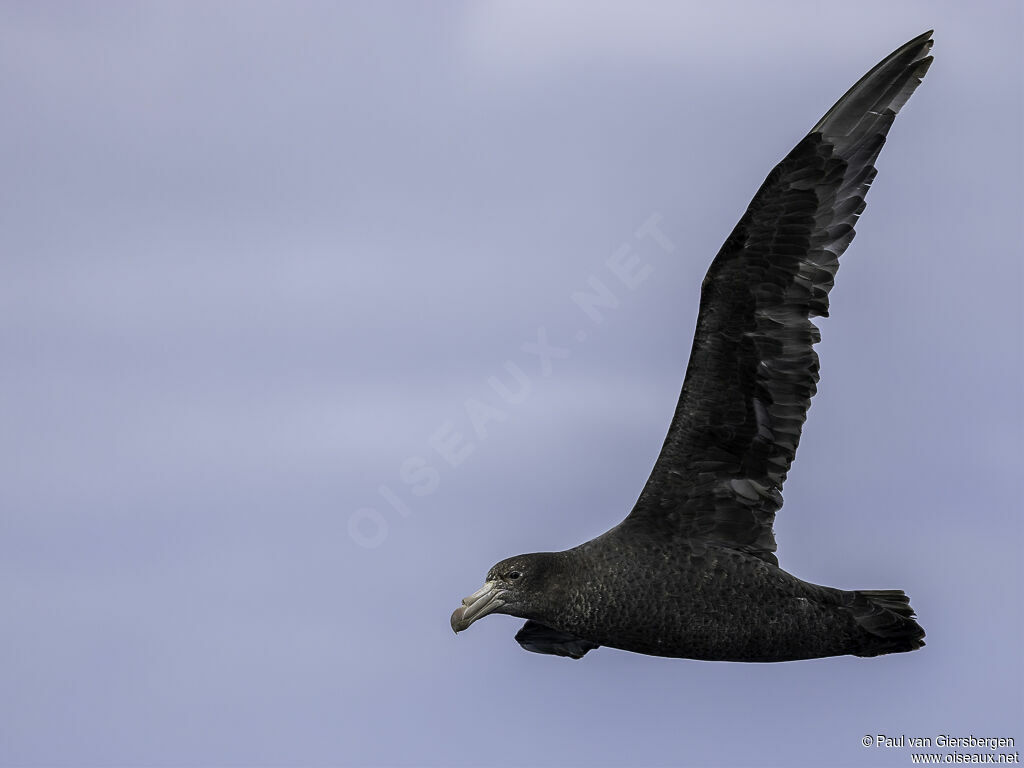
xmin=514 ymin=620 xmax=599 ymax=659
xmin=623 ymin=32 xmax=933 ymax=566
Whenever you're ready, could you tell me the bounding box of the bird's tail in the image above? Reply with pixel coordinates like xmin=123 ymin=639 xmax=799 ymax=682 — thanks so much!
xmin=850 ymin=589 xmax=926 ymax=656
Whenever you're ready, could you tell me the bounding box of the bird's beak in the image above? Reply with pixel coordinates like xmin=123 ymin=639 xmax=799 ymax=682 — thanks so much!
xmin=450 ymin=581 xmax=507 ymax=633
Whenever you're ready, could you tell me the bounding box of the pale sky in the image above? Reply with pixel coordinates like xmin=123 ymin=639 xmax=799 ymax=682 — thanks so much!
xmin=2 ymin=2 xmax=1022 ymax=766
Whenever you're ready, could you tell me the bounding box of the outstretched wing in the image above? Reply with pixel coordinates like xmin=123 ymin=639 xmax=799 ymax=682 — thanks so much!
xmin=624 ymin=32 xmax=934 ymax=565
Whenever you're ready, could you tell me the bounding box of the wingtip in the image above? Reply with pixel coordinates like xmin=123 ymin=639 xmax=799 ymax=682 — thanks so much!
xmin=810 ymin=30 xmax=935 ymax=138
xmin=896 ymin=30 xmax=935 ymax=61
xmin=905 ymin=30 xmax=934 ymax=47
xmin=909 ymin=31 xmax=935 ymax=58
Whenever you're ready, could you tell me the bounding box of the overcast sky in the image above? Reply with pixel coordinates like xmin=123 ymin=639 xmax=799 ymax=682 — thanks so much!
xmin=2 ymin=2 xmax=1022 ymax=766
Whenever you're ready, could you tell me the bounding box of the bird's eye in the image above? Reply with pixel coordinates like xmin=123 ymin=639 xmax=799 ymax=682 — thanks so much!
xmin=507 ymin=571 xmax=521 ymax=580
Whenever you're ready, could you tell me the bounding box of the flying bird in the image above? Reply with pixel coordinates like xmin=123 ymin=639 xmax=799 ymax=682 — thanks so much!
xmin=451 ymin=32 xmax=932 ymax=661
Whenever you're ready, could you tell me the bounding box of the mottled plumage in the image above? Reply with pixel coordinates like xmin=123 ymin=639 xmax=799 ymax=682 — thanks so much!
xmin=451 ymin=32 xmax=932 ymax=661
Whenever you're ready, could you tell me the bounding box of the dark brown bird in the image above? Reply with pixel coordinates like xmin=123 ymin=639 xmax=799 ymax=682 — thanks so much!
xmin=451 ymin=31 xmax=932 ymax=661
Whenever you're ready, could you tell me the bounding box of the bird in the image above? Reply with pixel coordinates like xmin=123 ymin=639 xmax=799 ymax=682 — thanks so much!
xmin=450 ymin=31 xmax=932 ymax=661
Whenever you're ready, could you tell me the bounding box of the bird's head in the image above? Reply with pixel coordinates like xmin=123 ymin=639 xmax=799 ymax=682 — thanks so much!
xmin=450 ymin=552 xmax=561 ymax=633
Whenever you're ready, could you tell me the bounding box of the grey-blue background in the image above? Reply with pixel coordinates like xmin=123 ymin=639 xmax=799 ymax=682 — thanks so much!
xmin=2 ymin=2 xmax=1021 ymax=766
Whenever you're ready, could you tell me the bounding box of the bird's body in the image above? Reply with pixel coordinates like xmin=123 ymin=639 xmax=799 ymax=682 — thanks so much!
xmin=451 ymin=31 xmax=932 ymax=662
xmin=512 ymin=530 xmax=921 ymax=661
